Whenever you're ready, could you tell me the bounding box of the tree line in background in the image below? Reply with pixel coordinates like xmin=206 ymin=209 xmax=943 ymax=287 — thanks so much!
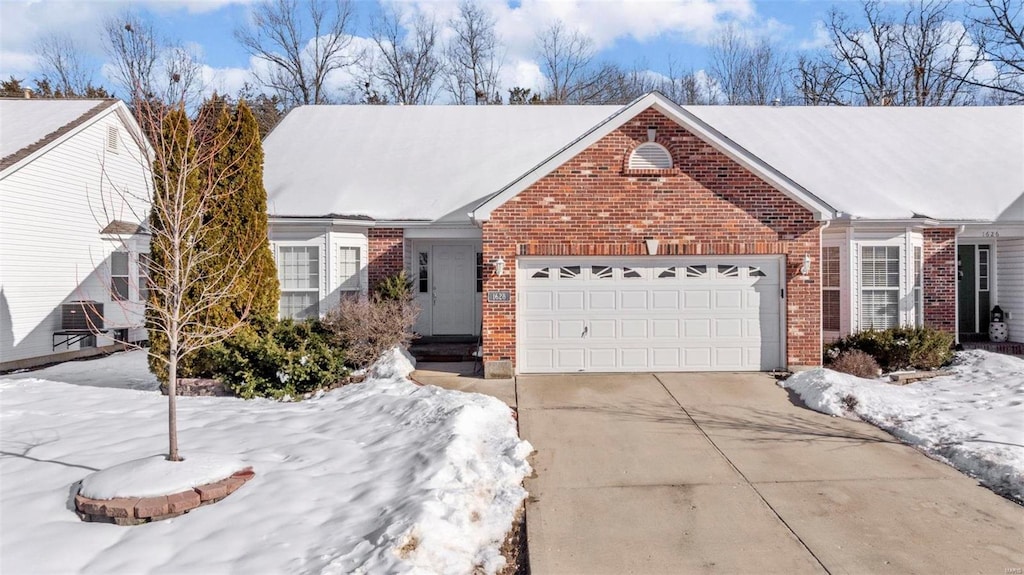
xmin=2 ymin=0 xmax=1021 ymax=131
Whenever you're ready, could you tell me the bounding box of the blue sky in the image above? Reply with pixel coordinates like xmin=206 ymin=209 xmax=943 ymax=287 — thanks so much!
xmin=0 ymin=1 xmax=851 ymax=100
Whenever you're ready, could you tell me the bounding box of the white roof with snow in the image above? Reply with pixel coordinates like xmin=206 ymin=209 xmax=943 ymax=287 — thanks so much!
xmin=264 ymin=100 xmax=1024 ymax=223
xmin=0 ymin=99 xmax=110 ymax=162
xmin=687 ymin=105 xmax=1024 ymax=222
xmin=263 ymin=105 xmax=620 ymax=221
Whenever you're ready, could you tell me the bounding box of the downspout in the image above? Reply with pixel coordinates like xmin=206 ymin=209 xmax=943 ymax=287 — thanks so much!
xmin=818 ymin=219 xmax=831 ymax=366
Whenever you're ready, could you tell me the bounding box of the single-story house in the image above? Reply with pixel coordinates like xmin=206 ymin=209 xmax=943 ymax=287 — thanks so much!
xmin=0 ymin=98 xmax=150 ymax=371
xmin=263 ymin=92 xmax=1023 ymax=377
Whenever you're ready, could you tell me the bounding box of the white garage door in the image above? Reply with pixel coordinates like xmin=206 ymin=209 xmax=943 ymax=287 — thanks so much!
xmin=518 ymin=257 xmax=784 ymax=373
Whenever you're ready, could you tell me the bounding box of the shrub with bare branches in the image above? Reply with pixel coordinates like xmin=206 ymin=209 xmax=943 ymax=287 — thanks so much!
xmin=323 ymin=296 xmax=419 ymax=369
xmin=830 ymin=349 xmax=882 ymax=379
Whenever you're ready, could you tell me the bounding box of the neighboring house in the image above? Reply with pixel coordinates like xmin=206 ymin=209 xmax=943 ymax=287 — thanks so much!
xmin=263 ymin=93 xmax=1024 ymax=378
xmin=0 ymin=98 xmax=151 ymax=371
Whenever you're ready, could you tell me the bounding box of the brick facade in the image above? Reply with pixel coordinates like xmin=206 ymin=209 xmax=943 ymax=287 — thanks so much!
xmin=481 ymin=108 xmax=823 ymax=372
xmin=368 ymin=227 xmax=405 ymax=291
xmin=923 ymin=228 xmax=957 ymax=334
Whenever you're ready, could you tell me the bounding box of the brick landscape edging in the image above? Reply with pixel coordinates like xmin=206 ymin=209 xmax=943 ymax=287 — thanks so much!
xmin=75 ymin=467 xmax=254 ymax=526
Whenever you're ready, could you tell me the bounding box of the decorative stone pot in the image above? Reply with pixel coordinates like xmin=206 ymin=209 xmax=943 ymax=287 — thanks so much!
xmin=989 ymin=321 xmax=1008 ymax=343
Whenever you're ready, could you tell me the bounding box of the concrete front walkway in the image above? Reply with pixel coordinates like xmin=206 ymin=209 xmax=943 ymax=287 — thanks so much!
xmin=516 ymin=372 xmax=1024 ymax=575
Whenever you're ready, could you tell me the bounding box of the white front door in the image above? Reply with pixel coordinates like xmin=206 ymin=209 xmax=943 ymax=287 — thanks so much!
xmin=518 ymin=256 xmax=785 ymax=373
xmin=432 ymin=244 xmax=476 ymax=335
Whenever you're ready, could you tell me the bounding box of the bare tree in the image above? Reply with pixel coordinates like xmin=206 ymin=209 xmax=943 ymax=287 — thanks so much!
xmin=95 ymin=94 xmax=263 ymax=461
xmin=235 ymin=0 xmax=358 ymax=106
xmin=661 ymin=58 xmax=715 ymax=105
xmin=969 ymin=0 xmax=1024 ymax=102
xmin=104 ymin=10 xmax=203 ymax=110
xmin=367 ymin=6 xmax=442 ymax=105
xmin=443 ymin=0 xmax=503 ymax=104
xmin=802 ymin=0 xmax=984 ymax=105
xmin=33 ymin=33 xmax=93 ymax=96
xmin=536 ymin=20 xmax=598 ymax=103
xmin=707 ymin=24 xmax=789 ymax=104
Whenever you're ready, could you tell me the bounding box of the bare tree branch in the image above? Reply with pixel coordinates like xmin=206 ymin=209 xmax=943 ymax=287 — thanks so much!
xmin=235 ymin=0 xmax=358 ymax=106
xmin=33 ymin=33 xmax=93 ymax=97
xmin=442 ymin=0 xmax=503 ymax=104
xmin=366 ymin=6 xmax=442 ymax=105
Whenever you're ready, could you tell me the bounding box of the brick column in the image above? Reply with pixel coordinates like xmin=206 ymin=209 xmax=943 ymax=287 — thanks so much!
xmin=368 ymin=227 xmax=404 ymax=291
xmin=923 ymin=228 xmax=956 ymax=334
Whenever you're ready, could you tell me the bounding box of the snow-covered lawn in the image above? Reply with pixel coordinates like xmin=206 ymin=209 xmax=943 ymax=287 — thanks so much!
xmin=0 ymin=349 xmax=532 ymax=574
xmin=782 ymin=350 xmax=1024 ymax=503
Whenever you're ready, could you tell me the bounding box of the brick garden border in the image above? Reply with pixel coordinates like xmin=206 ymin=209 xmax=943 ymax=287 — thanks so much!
xmin=75 ymin=467 xmax=254 ymax=526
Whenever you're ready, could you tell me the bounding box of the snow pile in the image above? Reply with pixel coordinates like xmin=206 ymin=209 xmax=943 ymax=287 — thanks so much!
xmin=782 ymin=350 xmax=1024 ymax=502
xmin=80 ymin=454 xmax=248 ymax=499
xmin=0 ymin=350 xmax=532 ymax=574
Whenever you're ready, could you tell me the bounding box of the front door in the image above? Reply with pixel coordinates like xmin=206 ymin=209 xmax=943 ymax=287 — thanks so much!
xmin=432 ymin=244 xmax=476 ymax=335
xmin=958 ymin=244 xmax=991 ymax=339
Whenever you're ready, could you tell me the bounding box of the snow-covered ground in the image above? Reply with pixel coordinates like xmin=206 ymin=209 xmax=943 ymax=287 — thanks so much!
xmin=782 ymin=350 xmax=1024 ymax=502
xmin=0 ymin=349 xmax=533 ymax=574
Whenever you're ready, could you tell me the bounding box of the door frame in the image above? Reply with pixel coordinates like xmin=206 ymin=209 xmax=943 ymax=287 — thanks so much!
xmin=408 ymin=239 xmax=482 ymax=337
xmin=957 ymin=242 xmax=993 ymax=337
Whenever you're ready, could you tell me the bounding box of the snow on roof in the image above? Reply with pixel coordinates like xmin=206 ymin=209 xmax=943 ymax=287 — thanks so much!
xmin=263 ymin=105 xmax=620 ymax=221
xmin=0 ymin=99 xmax=114 ymax=167
xmin=264 ymin=100 xmax=1024 ymax=224
xmin=686 ymin=105 xmax=1024 ymax=222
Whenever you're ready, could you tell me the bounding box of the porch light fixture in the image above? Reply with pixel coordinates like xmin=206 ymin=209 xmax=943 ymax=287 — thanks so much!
xmin=493 ymin=256 xmax=506 ymax=276
xmin=799 ymin=254 xmax=812 ymax=276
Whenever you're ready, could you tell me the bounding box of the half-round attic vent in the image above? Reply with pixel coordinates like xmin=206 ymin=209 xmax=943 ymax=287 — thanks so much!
xmin=628 ymin=142 xmax=672 ymax=170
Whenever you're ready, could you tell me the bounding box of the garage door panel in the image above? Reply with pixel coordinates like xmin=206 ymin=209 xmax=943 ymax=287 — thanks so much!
xmin=525 ymin=320 xmax=553 ymax=340
xmin=684 ymin=290 xmax=711 ymax=310
xmin=557 ymin=348 xmax=585 ymax=370
xmin=652 ymin=319 xmax=679 ymax=338
xmin=589 ymin=290 xmax=617 ymax=310
xmin=652 ymin=290 xmax=680 ymax=310
xmin=557 ymin=291 xmax=585 ymax=311
xmin=525 ymin=291 xmax=553 ymax=311
xmin=620 ymin=348 xmax=648 ymax=369
xmin=714 ymin=289 xmax=744 ymax=310
xmin=589 ymin=319 xmax=616 ymax=338
xmin=715 ymin=318 xmax=743 ymax=338
xmin=519 ymin=257 xmax=784 ymax=373
xmin=621 ymin=319 xmax=647 ymax=338
xmin=684 ymin=319 xmax=711 ymax=338
xmin=620 ymin=291 xmax=648 ymax=309
xmin=557 ymin=320 xmax=587 ymax=339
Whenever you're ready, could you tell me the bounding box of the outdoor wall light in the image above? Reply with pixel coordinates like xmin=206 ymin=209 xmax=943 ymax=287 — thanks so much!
xmin=799 ymin=254 xmax=812 ymax=276
xmin=493 ymin=256 xmax=506 ymax=276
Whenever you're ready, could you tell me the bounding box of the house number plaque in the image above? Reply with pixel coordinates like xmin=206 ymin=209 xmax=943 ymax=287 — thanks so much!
xmin=487 ymin=291 xmax=511 ymax=303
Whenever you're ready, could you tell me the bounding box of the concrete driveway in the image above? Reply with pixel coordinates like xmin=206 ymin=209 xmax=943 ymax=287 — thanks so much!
xmin=517 ymin=372 xmax=1024 ymax=575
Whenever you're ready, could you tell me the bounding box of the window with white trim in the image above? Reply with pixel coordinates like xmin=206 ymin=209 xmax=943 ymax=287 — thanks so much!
xmin=860 ymin=245 xmax=900 ymax=330
xmin=628 ymin=143 xmax=672 ymax=170
xmin=913 ymin=246 xmax=923 ymax=327
xmin=278 ymin=246 xmax=319 ymax=319
xmin=337 ymin=246 xmax=361 ymax=292
xmin=138 ymin=253 xmax=150 ymax=302
xmin=822 ymin=246 xmax=841 ymax=332
xmin=111 ymin=252 xmax=130 ymax=301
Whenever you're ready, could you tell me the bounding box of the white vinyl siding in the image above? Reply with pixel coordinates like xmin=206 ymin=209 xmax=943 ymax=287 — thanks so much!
xmin=278 ymin=246 xmax=320 ymax=319
xmin=860 ymin=245 xmax=901 ymax=330
xmin=997 ymin=238 xmax=1024 ymax=343
xmin=0 ymin=107 xmax=150 ymax=367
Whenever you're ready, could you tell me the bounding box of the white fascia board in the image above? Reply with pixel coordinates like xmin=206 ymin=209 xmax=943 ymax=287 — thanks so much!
xmin=268 ymin=216 xmax=375 ymax=226
xmin=831 ymin=217 xmax=995 ymax=229
xmin=0 ymin=101 xmax=119 ymax=180
xmin=470 ymin=92 xmax=836 ymax=223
